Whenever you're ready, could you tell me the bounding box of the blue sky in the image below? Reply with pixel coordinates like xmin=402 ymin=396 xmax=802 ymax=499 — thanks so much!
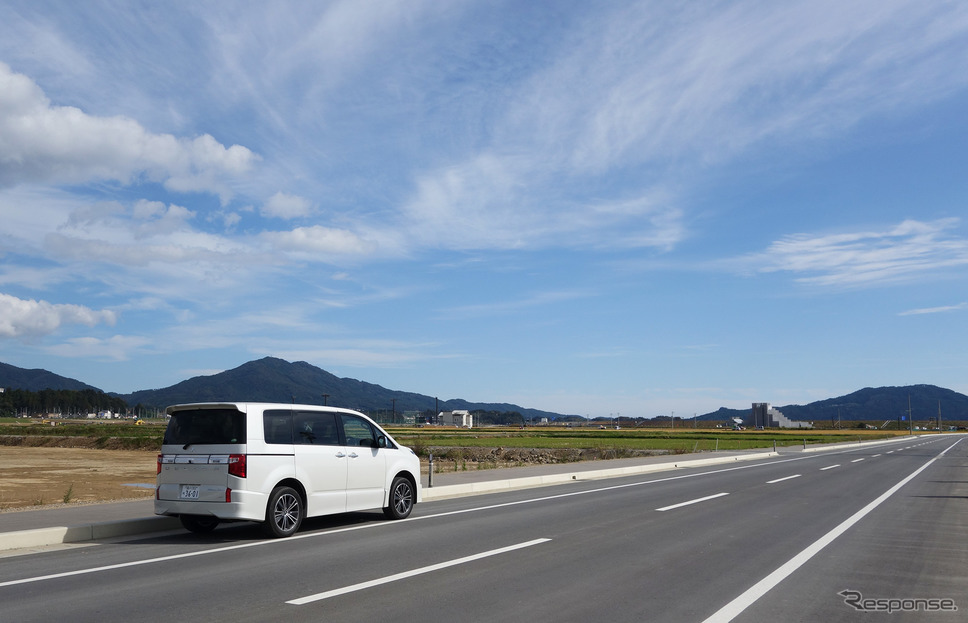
xmin=1 ymin=1 xmax=967 ymax=418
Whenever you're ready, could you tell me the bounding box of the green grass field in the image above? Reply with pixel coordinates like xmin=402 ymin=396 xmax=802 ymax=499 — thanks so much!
xmin=0 ymin=417 xmax=936 ymax=455
xmin=386 ymin=426 xmax=917 ymax=454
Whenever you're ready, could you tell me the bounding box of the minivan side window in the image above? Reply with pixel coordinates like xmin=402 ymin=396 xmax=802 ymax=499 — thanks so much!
xmin=263 ymin=411 xmax=293 ymax=445
xmin=164 ymin=408 xmax=246 ymax=445
xmin=293 ymin=411 xmax=340 ymax=446
xmin=340 ymin=414 xmax=378 ymax=448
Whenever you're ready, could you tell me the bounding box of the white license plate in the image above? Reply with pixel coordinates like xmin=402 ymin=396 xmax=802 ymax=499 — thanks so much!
xmin=180 ymin=485 xmax=200 ymax=499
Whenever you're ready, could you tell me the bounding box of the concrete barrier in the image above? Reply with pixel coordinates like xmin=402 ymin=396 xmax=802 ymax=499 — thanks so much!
xmin=0 ymin=516 xmax=181 ymax=553
xmin=421 ymin=451 xmax=778 ymax=501
xmin=798 ymin=434 xmax=927 ymax=453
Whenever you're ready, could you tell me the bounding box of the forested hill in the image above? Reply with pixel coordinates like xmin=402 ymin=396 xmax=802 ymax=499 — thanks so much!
xmin=699 ymin=384 xmax=968 ymax=422
xmin=116 ymin=357 xmax=567 ymax=420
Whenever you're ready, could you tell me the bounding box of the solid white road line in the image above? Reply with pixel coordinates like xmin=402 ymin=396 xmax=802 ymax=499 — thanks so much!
xmin=656 ymin=492 xmax=729 ymax=512
xmin=699 ymin=438 xmax=964 ymax=623
xmin=0 ymin=445 xmax=903 ymax=589
xmin=286 ymin=538 xmax=552 ymax=605
xmin=766 ymin=475 xmax=801 ymax=484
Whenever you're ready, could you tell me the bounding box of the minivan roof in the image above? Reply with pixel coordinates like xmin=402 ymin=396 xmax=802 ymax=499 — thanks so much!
xmin=165 ymin=402 xmax=363 ymax=415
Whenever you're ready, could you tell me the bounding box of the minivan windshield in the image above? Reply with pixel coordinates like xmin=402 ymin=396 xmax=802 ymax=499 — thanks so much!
xmin=164 ymin=408 xmax=246 ymax=445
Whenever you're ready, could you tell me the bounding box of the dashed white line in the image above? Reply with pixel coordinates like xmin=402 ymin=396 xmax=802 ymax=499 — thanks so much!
xmin=700 ymin=438 xmax=963 ymax=623
xmin=287 ymin=538 xmax=552 ymax=604
xmin=656 ymin=492 xmax=729 ymax=511
xmin=766 ymin=475 xmax=801 ymax=484
xmin=820 ymin=465 xmax=840 ymax=471
xmin=851 ymin=458 xmax=865 ymax=463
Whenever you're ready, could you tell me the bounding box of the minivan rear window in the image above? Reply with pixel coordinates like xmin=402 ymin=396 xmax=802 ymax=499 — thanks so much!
xmin=164 ymin=408 xmax=246 ymax=445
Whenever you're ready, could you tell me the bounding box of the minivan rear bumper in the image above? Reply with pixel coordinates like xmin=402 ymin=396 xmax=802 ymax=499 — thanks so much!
xmin=155 ymin=490 xmax=267 ymax=522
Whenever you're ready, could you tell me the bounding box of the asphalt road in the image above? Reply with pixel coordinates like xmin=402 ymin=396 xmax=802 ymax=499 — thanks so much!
xmin=1 ymin=435 xmax=965 ymax=622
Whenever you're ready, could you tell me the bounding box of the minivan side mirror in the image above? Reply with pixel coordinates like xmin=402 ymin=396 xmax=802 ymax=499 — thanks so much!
xmin=376 ymin=435 xmax=388 ymax=448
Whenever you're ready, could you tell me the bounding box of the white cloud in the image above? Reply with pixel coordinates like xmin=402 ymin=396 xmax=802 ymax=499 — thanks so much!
xmin=260 ymin=225 xmax=371 ymax=256
xmin=0 ymin=62 xmax=258 ymax=200
xmin=262 ymin=192 xmax=314 ymax=219
xmin=438 ymin=290 xmax=593 ymax=320
xmin=751 ymin=219 xmax=968 ymax=287
xmin=395 ymin=2 xmax=968 ymax=255
xmin=0 ymin=292 xmax=117 ymax=338
xmin=520 ymin=1 xmax=968 ymax=171
xmin=899 ymin=303 xmax=967 ymax=316
xmin=45 ymin=334 xmax=150 ymax=361
xmin=270 ymin=339 xmax=454 ymax=368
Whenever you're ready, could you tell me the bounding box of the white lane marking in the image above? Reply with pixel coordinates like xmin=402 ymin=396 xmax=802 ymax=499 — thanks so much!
xmin=0 ymin=441 xmax=934 ymax=588
xmin=872 ymin=454 xmax=881 ymax=458
xmin=851 ymin=458 xmax=865 ymax=463
xmin=766 ymin=475 xmax=801 ymax=484
xmin=820 ymin=465 xmax=840 ymax=471
xmin=656 ymin=492 xmax=729 ymax=512
xmin=287 ymin=538 xmax=551 ymax=605
xmin=0 ymin=457 xmax=814 ymax=589
xmin=700 ymin=438 xmax=964 ymax=623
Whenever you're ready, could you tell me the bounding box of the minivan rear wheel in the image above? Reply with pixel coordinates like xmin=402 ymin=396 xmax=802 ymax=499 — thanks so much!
xmin=263 ymin=486 xmax=303 ymax=538
xmin=383 ymin=476 xmax=414 ymax=520
xmin=180 ymin=515 xmax=219 ymax=534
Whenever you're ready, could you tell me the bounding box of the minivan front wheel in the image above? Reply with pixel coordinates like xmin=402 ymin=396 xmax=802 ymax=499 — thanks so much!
xmin=383 ymin=476 xmax=414 ymax=520
xmin=263 ymin=486 xmax=303 ymax=538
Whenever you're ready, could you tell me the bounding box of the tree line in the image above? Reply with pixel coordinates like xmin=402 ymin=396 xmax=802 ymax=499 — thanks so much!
xmin=0 ymin=388 xmax=129 ymax=417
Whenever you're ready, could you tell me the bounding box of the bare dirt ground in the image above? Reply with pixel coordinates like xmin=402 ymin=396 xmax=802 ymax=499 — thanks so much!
xmin=0 ymin=446 xmax=157 ymax=512
xmin=0 ymin=442 xmax=668 ymax=512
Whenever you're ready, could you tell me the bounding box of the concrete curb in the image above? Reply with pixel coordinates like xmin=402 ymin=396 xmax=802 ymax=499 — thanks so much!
xmin=0 ymin=516 xmax=181 ymax=552
xmin=421 ymin=451 xmax=778 ymax=501
xmin=797 ymin=434 xmax=929 ymax=453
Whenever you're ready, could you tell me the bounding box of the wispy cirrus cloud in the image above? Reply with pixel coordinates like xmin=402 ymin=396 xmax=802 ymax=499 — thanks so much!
xmin=398 ymin=1 xmax=968 ymax=254
xmin=748 ymin=219 xmax=968 ymax=288
xmin=437 ymin=290 xmax=593 ymax=320
xmin=899 ymin=303 xmax=967 ymax=316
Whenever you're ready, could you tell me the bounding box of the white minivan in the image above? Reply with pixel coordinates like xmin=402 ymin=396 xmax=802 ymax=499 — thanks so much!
xmin=155 ymin=402 xmax=421 ymax=537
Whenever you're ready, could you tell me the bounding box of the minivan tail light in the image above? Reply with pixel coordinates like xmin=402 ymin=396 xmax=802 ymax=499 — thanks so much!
xmin=157 ymin=454 xmax=162 ymax=475
xmin=228 ymin=454 xmax=246 ymax=478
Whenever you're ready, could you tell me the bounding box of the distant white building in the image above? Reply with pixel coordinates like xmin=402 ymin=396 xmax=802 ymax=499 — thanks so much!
xmin=751 ymin=403 xmax=812 ymax=429
xmin=438 ymin=410 xmax=473 ymax=428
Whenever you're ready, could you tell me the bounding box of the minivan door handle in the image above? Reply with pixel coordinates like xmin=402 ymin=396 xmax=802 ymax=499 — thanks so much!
xmin=335 ymin=452 xmax=346 ymax=458
xmin=348 ymin=452 xmax=359 ymax=458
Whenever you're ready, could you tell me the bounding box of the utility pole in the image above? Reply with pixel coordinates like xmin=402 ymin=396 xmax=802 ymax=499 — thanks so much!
xmin=908 ymin=394 xmax=913 ymax=435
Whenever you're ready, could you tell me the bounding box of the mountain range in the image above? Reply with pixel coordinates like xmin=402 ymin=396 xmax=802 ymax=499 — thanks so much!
xmin=0 ymin=358 xmax=566 ymax=422
xmin=2 ymin=357 xmax=966 ymax=422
